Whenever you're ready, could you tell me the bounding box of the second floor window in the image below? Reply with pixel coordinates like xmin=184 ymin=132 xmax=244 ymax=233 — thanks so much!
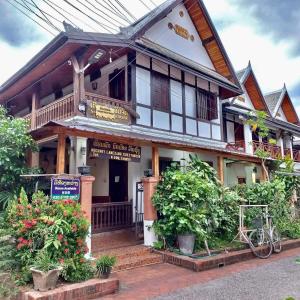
xmin=197 ymin=89 xmax=218 ymax=121
xmin=151 ymin=71 xmax=170 ymax=111
xmin=109 ymin=68 xmax=125 ymax=100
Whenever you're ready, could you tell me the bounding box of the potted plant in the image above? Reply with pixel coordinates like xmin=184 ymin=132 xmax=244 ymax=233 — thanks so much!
xmin=95 ymin=255 xmax=116 ymax=279
xmin=30 ymin=251 xmax=62 ymax=291
xmin=152 ymin=156 xmax=222 ymax=255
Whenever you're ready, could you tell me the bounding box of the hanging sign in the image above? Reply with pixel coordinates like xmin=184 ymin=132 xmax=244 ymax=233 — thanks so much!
xmin=90 ymin=140 xmax=141 ymax=162
xmin=88 ymin=101 xmax=129 ymax=124
xmin=50 ymin=177 xmax=80 ymax=201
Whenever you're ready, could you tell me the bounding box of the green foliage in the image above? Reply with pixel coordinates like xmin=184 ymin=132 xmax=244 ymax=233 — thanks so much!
xmin=278 ymin=220 xmax=300 ymax=239
xmin=233 ymin=178 xmax=290 ymax=227
xmin=31 ymin=250 xmax=60 ymax=272
xmin=0 ymin=106 xmax=39 ymax=208
xmin=95 ymin=255 xmax=116 ymax=275
xmin=153 ymin=155 xmax=222 ymax=244
xmin=3 ymin=189 xmax=91 ymax=284
xmin=61 ymin=257 xmax=94 ymax=282
xmin=152 ymin=240 xmax=164 ymax=250
xmin=246 ymin=110 xmax=269 ymax=139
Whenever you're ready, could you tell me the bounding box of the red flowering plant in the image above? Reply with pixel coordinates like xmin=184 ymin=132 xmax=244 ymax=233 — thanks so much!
xmin=5 ymin=188 xmax=93 ymax=284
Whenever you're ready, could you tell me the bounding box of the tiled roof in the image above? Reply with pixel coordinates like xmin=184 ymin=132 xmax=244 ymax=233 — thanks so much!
xmin=264 ymin=90 xmax=282 ymax=114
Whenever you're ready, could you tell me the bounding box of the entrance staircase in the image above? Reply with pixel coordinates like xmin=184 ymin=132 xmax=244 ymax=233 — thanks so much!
xmin=91 ymin=228 xmax=163 ymax=272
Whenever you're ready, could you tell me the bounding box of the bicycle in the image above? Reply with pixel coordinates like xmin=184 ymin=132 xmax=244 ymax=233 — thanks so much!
xmin=248 ymin=213 xmax=282 ymax=259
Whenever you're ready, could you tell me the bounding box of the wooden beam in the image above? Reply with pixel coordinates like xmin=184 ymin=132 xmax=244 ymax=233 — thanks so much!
xmin=31 ymin=92 xmax=39 ymax=130
xmin=217 ymin=155 xmax=224 ymax=184
xmin=56 ymin=134 xmax=66 ymax=174
xmin=152 ymin=146 xmax=159 ymax=178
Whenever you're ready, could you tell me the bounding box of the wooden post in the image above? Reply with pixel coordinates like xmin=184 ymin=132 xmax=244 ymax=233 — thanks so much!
xmin=72 ymin=55 xmax=85 ymax=115
xmin=217 ymin=156 xmax=224 ymax=184
xmin=56 ymin=134 xmax=66 ymax=174
xmin=31 ymin=92 xmax=39 ymax=130
xmin=152 ymin=146 xmax=159 ymax=178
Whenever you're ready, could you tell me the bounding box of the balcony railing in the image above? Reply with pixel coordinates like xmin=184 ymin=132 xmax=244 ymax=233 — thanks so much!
xmin=252 ymin=141 xmax=282 ymax=159
xmin=92 ymin=202 xmax=133 ymax=233
xmin=22 ymin=92 xmax=138 ymax=130
xmin=226 ymin=140 xmax=245 ymax=152
xmin=35 ymin=93 xmax=75 ymax=129
xmin=293 ymin=150 xmax=300 ymax=162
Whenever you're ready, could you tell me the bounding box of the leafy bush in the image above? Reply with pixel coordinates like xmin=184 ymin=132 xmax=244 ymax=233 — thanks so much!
xmin=0 ymin=106 xmax=39 ymax=208
xmin=3 ymin=189 xmax=92 ymax=284
xmin=95 ymin=255 xmax=116 ymax=276
xmin=277 ymin=220 xmax=300 ymax=239
xmin=233 ymin=178 xmax=290 ymax=227
xmin=61 ymin=257 xmax=94 ymax=282
xmin=153 ymin=155 xmax=223 ymax=246
xmin=31 ymin=250 xmax=60 ymax=272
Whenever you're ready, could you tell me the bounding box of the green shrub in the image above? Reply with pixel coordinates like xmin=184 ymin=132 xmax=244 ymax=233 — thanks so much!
xmin=95 ymin=255 xmax=116 ymax=276
xmin=31 ymin=250 xmax=60 ymax=272
xmin=61 ymin=257 xmax=94 ymax=282
xmin=3 ymin=189 xmax=91 ymax=284
xmin=278 ymin=220 xmax=300 ymax=239
xmin=152 ymin=155 xmax=223 ymax=246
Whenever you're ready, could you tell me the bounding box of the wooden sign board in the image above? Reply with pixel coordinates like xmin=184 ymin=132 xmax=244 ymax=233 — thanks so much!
xmin=88 ymin=101 xmax=129 ymax=124
xmin=90 ymin=140 xmax=141 ymax=162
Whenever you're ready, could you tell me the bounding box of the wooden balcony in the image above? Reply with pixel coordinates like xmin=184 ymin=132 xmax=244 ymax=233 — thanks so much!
xmin=22 ymin=92 xmax=136 ymax=130
xmin=226 ymin=140 xmax=245 ymax=152
xmin=252 ymin=141 xmax=282 ymax=159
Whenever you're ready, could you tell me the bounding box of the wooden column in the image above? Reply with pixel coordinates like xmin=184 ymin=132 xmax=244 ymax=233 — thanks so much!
xmin=217 ymin=155 xmax=224 ymax=184
xmin=152 ymin=146 xmax=159 ymax=178
xmin=31 ymin=92 xmax=39 ymax=130
xmin=56 ymin=134 xmax=66 ymax=174
xmin=72 ymin=55 xmax=85 ymax=115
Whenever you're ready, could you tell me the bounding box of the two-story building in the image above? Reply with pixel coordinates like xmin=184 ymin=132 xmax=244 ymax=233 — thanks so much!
xmin=223 ymin=62 xmax=300 ymax=186
xmin=1 ymin=0 xmax=299 ymax=246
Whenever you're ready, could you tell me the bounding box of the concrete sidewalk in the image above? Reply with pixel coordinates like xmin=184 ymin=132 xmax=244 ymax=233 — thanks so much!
xmin=102 ymin=247 xmax=300 ymax=300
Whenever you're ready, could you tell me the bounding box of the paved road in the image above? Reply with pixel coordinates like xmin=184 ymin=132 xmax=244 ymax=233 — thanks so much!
xmin=154 ymin=255 xmax=300 ymax=300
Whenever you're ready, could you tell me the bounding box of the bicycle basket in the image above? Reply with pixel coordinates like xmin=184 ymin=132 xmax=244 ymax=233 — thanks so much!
xmin=252 ymin=216 xmax=263 ymax=228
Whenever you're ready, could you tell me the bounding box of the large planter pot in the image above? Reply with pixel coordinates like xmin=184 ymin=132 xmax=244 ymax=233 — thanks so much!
xmin=178 ymin=233 xmax=195 ymax=255
xmin=99 ymin=267 xmax=112 ymax=279
xmin=30 ymin=267 xmax=62 ymax=292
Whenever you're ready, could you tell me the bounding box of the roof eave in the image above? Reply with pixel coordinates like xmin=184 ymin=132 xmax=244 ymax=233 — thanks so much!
xmin=0 ymin=32 xmax=68 ymax=93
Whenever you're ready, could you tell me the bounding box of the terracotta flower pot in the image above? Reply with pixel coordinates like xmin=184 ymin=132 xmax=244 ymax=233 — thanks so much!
xmin=30 ymin=267 xmax=62 ymax=292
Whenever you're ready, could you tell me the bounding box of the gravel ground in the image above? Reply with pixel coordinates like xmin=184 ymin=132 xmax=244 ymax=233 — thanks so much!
xmin=153 ymin=255 xmax=300 ymax=300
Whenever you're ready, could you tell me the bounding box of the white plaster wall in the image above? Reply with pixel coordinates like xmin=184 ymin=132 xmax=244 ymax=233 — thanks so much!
xmin=233 ymin=87 xmax=255 ymax=111
xmin=276 ymin=107 xmax=287 ymax=122
xmin=144 ymin=4 xmax=215 ymax=69
xmin=88 ymin=158 xmax=109 ymax=197
xmin=225 ymin=163 xmax=262 ymax=187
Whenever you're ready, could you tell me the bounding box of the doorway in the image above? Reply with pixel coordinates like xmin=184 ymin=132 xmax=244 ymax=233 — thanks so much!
xmin=109 ymin=160 xmax=128 ymax=202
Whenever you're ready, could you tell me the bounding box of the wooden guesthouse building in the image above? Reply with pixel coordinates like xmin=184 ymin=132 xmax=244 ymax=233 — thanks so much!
xmin=1 ymin=0 xmax=300 ymax=247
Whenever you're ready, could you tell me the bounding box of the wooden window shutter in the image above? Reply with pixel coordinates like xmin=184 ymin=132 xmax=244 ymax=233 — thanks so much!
xmin=208 ymin=93 xmax=218 ymax=120
xmin=151 ymin=71 xmax=169 ymax=111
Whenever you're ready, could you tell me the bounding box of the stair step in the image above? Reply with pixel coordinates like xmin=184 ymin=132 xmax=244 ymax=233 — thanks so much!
xmin=113 ymin=253 xmax=163 ymax=272
xmin=93 ymin=245 xmax=151 ymax=260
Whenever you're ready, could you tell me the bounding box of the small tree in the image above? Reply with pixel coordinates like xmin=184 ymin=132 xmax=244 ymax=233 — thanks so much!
xmin=246 ymin=110 xmax=275 ymax=181
xmin=0 ymin=106 xmax=38 ymax=207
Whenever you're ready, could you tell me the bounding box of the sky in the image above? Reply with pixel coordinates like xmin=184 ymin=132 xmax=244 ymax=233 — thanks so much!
xmin=0 ymin=0 xmax=300 ymax=113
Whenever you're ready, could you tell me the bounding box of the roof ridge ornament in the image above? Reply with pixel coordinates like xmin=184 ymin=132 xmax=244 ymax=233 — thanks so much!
xmin=63 ymin=21 xmax=83 ymax=33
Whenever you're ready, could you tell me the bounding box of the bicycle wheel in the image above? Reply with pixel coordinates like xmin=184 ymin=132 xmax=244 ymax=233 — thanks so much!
xmin=272 ymin=228 xmax=282 ymax=253
xmin=249 ymin=229 xmax=273 ymax=259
